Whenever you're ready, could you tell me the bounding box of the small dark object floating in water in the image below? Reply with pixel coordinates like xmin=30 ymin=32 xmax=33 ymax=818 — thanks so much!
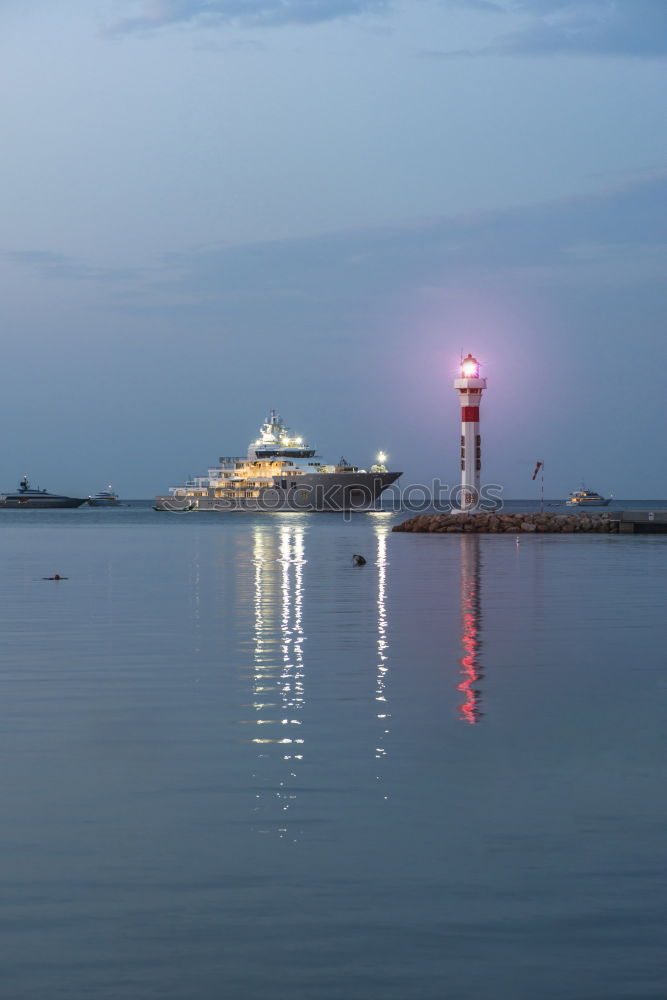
xmin=43 ymin=574 xmax=68 ymax=580
xmin=352 ymin=554 xmax=366 ymax=566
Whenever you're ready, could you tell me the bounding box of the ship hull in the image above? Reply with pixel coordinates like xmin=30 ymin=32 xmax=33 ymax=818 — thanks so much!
xmin=565 ymin=498 xmax=611 ymax=507
xmin=154 ymin=471 xmax=402 ymax=512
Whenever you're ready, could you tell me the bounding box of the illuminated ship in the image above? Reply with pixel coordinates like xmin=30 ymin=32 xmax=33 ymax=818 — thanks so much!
xmin=154 ymin=410 xmax=401 ymax=512
xmin=566 ymin=488 xmax=611 ymax=507
xmin=0 ymin=476 xmax=86 ymax=509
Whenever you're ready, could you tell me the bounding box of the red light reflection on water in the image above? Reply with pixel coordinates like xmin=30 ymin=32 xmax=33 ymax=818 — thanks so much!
xmin=457 ymin=538 xmax=483 ymax=724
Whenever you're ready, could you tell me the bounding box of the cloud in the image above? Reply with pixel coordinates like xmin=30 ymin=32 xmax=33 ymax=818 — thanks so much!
xmin=5 ymin=175 xmax=665 ymax=319
xmin=431 ymin=0 xmax=667 ymax=59
xmin=105 ymin=173 xmax=667 ymax=319
xmin=104 ymin=0 xmax=389 ymax=35
xmin=104 ymin=1 xmax=667 ymax=55
xmin=2 ymin=249 xmax=140 ymax=283
xmin=503 ymin=0 xmax=667 ymax=57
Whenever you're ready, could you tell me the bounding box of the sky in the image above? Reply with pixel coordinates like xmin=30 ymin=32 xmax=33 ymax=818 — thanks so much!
xmin=0 ymin=0 xmax=665 ymax=498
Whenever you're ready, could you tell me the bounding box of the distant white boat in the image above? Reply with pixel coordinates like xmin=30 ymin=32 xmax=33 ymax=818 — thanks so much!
xmin=566 ymin=489 xmax=611 ymax=507
xmin=88 ymin=487 xmax=121 ymax=507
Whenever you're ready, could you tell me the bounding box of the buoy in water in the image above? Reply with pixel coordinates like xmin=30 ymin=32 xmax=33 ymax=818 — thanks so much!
xmin=352 ymin=554 xmax=366 ymax=566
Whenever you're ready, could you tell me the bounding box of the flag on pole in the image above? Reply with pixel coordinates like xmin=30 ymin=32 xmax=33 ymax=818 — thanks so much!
xmin=532 ymin=461 xmax=543 ymax=481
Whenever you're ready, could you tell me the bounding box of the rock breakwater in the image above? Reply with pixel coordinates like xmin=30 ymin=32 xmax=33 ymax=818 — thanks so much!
xmin=392 ymin=511 xmax=619 ymax=534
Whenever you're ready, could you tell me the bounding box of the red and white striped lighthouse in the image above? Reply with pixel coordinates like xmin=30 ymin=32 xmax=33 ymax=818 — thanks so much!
xmin=454 ymin=354 xmax=487 ymax=512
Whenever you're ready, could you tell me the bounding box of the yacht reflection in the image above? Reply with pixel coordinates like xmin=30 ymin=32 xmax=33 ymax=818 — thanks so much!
xmin=279 ymin=525 xmax=305 ymax=760
xmin=457 ymin=534 xmax=484 ymax=724
xmin=374 ymin=522 xmax=391 ymax=760
xmin=250 ymin=522 xmax=306 ymax=833
xmin=248 ymin=517 xmax=393 ymax=827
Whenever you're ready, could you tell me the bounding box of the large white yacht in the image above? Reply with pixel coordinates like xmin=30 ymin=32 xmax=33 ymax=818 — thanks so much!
xmin=154 ymin=410 xmax=401 ymax=512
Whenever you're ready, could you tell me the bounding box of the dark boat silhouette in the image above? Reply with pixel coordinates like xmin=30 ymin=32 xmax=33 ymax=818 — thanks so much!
xmin=0 ymin=477 xmax=86 ymax=509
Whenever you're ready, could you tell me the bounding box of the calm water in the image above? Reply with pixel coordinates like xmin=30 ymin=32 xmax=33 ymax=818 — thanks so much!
xmin=1 ymin=504 xmax=666 ymax=999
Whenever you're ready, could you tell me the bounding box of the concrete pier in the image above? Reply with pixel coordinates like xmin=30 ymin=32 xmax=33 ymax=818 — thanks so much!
xmin=609 ymin=511 xmax=667 ymax=534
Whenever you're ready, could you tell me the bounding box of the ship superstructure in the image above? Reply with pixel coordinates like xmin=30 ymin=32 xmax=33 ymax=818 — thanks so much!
xmin=154 ymin=410 xmax=401 ymax=512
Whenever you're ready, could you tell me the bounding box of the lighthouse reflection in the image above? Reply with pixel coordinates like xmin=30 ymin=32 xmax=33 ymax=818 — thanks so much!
xmin=457 ymin=535 xmax=484 ymax=724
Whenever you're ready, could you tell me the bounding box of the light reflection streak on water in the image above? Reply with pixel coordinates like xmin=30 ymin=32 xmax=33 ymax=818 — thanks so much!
xmin=457 ymin=535 xmax=483 ymax=725
xmin=279 ymin=526 xmax=305 ymax=760
xmin=191 ymin=535 xmax=201 ymax=656
xmin=252 ymin=529 xmax=270 ymax=719
xmin=374 ymin=525 xmax=391 ymax=763
xmin=251 ymin=524 xmax=306 ymax=835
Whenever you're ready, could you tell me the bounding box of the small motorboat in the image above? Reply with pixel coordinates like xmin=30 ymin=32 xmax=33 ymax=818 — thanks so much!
xmin=566 ymin=488 xmax=611 ymax=507
xmin=88 ymin=487 xmax=121 ymax=507
xmin=0 ymin=476 xmax=86 ymax=509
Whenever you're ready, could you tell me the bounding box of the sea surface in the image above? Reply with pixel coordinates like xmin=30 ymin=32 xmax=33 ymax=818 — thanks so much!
xmin=1 ymin=502 xmax=666 ymax=999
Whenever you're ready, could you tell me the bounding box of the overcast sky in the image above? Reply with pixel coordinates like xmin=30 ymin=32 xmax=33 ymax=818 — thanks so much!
xmin=1 ymin=0 xmax=665 ymax=497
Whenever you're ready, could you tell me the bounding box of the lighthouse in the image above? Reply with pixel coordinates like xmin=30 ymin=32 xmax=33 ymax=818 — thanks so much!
xmin=454 ymin=354 xmax=487 ymax=512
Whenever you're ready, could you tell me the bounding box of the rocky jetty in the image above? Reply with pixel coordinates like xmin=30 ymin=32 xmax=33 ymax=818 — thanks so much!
xmin=392 ymin=511 xmax=619 ymax=534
